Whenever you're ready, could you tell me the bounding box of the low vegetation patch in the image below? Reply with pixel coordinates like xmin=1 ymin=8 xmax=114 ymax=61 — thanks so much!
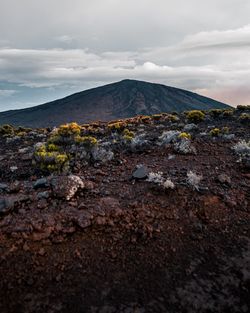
xmin=209 ymin=128 xmax=220 ymax=137
xmin=239 ymin=113 xmax=250 ymax=123
xmin=0 ymin=124 xmax=14 ymax=136
xmin=186 ymin=110 xmax=205 ymax=123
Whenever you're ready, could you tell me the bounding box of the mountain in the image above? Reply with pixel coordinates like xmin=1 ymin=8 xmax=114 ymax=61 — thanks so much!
xmin=0 ymin=79 xmax=230 ymax=127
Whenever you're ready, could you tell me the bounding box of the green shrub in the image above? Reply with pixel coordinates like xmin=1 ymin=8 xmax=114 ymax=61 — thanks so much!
xmin=186 ymin=110 xmax=205 ymax=123
xmin=209 ymin=109 xmax=223 ymax=117
xmin=47 ymin=143 xmax=60 ymax=152
xmin=221 ymin=127 xmax=229 ymax=134
xmin=152 ymin=114 xmax=163 ymax=121
xmin=57 ymin=122 xmax=81 ymax=137
xmin=239 ymin=113 xmax=250 ymax=123
xmin=33 ymin=122 xmax=85 ymax=173
xmin=48 ymin=122 xmax=83 ymax=145
xmin=237 ymin=105 xmax=250 ymax=111
xmin=16 ymin=126 xmax=32 ymax=133
xmin=140 ymin=115 xmax=151 ymax=123
xmin=209 ymin=128 xmax=220 ymax=137
xmin=107 ymin=121 xmax=126 ymax=131
xmin=222 ymin=109 xmax=234 ymax=117
xmin=168 ymin=114 xmax=179 ymax=122
xmin=122 ymin=128 xmax=135 ymax=142
xmin=0 ymin=124 xmax=14 ymax=136
xmin=15 ymin=131 xmax=27 ymax=137
xmin=178 ymin=132 xmax=191 ymax=140
xmin=75 ymin=135 xmax=98 ymax=147
xmin=34 ymin=149 xmax=69 ymax=172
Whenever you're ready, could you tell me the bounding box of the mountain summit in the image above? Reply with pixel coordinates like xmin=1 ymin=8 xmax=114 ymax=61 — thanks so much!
xmin=0 ymin=79 xmax=230 ymax=127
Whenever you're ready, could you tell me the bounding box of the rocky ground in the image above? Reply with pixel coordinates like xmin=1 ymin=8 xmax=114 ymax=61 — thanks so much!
xmin=0 ymin=109 xmax=249 ymax=313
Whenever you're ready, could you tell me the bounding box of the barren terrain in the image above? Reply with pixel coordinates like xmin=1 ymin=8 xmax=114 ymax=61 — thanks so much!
xmin=0 ymin=108 xmax=249 ymax=313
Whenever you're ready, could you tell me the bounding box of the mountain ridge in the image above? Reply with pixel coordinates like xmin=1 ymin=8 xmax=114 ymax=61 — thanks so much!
xmin=0 ymin=79 xmax=230 ymax=127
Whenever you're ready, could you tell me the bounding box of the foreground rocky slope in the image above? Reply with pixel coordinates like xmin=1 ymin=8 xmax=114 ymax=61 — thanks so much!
xmin=0 ymin=79 xmax=229 ymax=127
xmin=0 ymin=107 xmax=249 ymax=313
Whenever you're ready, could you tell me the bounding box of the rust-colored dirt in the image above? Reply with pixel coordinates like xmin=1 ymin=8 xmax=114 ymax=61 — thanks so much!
xmin=0 ymin=113 xmax=249 ymax=313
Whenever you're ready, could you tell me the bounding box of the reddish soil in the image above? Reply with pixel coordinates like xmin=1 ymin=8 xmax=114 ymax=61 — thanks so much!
xmin=0 ymin=113 xmax=249 ymax=313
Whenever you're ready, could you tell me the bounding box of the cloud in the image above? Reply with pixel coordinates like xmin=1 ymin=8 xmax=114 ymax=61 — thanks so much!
xmin=1 ymin=0 xmax=250 ymax=51
xmin=0 ymin=23 xmax=250 ymax=108
xmin=181 ymin=24 xmax=250 ymax=49
xmin=0 ymin=89 xmax=17 ymax=97
xmin=55 ymin=35 xmax=75 ymax=44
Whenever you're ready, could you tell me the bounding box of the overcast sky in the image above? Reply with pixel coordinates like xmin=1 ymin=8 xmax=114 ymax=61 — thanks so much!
xmin=0 ymin=0 xmax=250 ymax=111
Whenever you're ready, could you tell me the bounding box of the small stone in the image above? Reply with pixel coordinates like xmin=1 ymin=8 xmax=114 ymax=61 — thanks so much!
xmin=23 ymin=242 xmax=30 ymax=251
xmin=10 ymin=166 xmax=18 ymax=172
xmin=38 ymin=248 xmax=46 ymax=256
xmin=217 ymin=174 xmax=231 ymax=185
xmin=9 ymin=181 xmax=21 ymax=193
xmin=168 ymin=154 xmax=175 ymax=160
xmin=76 ymin=216 xmax=92 ymax=229
xmin=0 ymin=199 xmax=7 ymax=213
xmin=26 ymin=278 xmax=34 ymax=286
xmin=95 ymin=216 xmax=106 ymax=225
xmin=242 ymin=157 xmax=250 ymax=169
xmin=0 ymin=183 xmax=8 ymax=191
xmin=51 ymin=175 xmax=84 ymax=200
xmin=223 ymin=134 xmax=235 ymax=140
xmin=0 ymin=198 xmax=14 ymax=214
xmin=132 ymin=165 xmax=149 ymax=179
xmin=18 ymin=147 xmax=30 ymax=154
xmin=183 ymin=123 xmax=198 ymax=132
xmin=37 ymin=191 xmax=50 ymax=199
xmin=6 ymin=136 xmax=20 ymax=144
xmin=34 ymin=178 xmax=48 ymax=189
xmin=55 ymin=274 xmax=62 ymax=282
xmin=37 ymin=199 xmax=48 ymax=209
xmin=197 ymin=187 xmax=209 ymax=194
xmin=84 ymin=181 xmax=95 ymax=190
xmin=21 ymin=154 xmax=33 ymax=161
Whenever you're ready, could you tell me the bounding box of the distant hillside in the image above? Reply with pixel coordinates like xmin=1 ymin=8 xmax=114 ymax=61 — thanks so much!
xmin=0 ymin=79 xmax=230 ymax=127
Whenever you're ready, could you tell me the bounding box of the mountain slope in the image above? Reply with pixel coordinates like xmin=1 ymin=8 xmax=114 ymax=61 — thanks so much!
xmin=0 ymin=79 xmax=230 ymax=127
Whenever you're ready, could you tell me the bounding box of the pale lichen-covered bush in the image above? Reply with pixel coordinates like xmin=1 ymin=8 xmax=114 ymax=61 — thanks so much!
xmin=159 ymin=130 xmax=180 ymax=145
xmin=183 ymin=123 xmax=198 ymax=132
xmin=187 ymin=171 xmax=202 ymax=190
xmin=147 ymin=172 xmax=165 ymax=184
xmin=162 ymin=179 xmax=175 ymax=190
xmin=130 ymin=133 xmax=148 ymax=149
xmin=174 ymin=138 xmax=196 ymax=155
xmin=147 ymin=172 xmax=175 ymax=190
xmin=91 ymin=146 xmax=114 ymax=163
xmin=232 ymin=140 xmax=250 ymax=157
